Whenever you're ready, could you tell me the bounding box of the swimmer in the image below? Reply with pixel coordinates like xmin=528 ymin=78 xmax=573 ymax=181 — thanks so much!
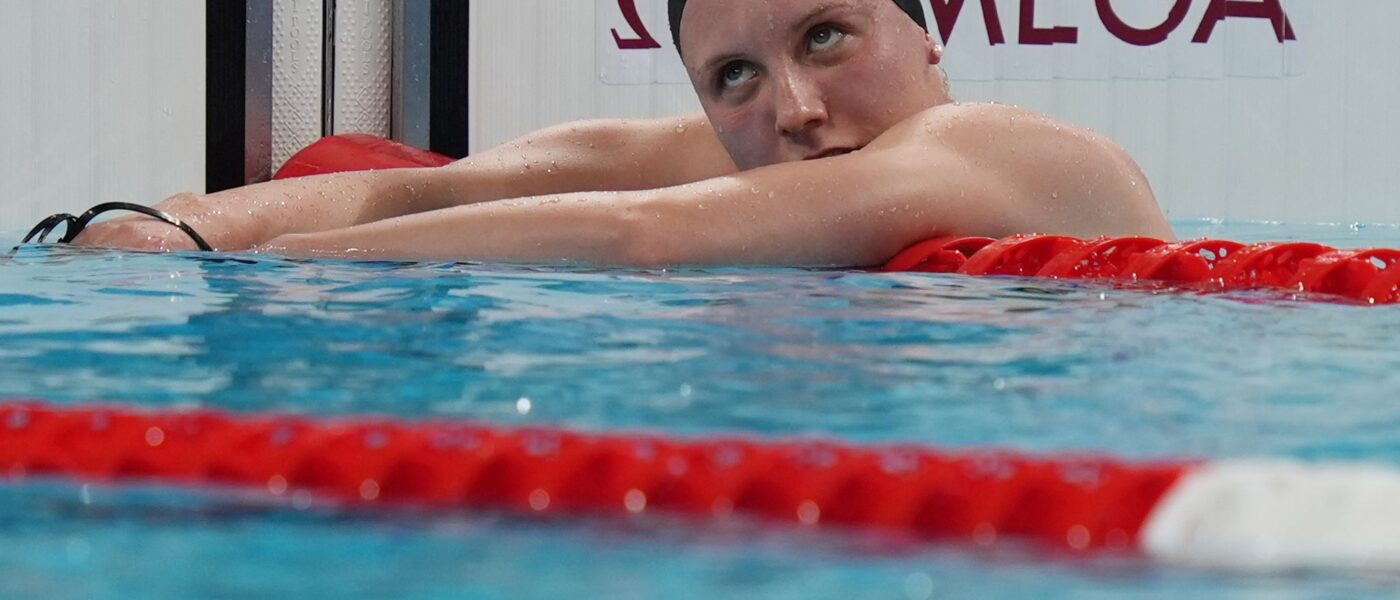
xmin=75 ymin=0 xmax=1174 ymax=265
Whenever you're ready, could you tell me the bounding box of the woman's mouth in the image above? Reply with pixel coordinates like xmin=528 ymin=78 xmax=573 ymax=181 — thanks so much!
xmin=805 ymin=147 xmax=860 ymax=161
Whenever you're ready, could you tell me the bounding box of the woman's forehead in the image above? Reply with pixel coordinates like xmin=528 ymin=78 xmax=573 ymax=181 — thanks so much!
xmin=679 ymin=0 xmax=868 ymax=56
xmin=673 ymin=0 xmax=925 ymax=56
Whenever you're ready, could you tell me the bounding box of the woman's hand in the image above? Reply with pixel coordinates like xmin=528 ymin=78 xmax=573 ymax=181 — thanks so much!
xmin=71 ymin=192 xmax=265 ymax=252
xmin=69 ymin=193 xmax=205 ymax=251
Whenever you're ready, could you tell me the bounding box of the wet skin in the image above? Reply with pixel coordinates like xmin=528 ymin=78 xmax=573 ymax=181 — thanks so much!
xmin=679 ymin=0 xmax=950 ymax=169
xmin=75 ymin=0 xmax=1172 ymax=265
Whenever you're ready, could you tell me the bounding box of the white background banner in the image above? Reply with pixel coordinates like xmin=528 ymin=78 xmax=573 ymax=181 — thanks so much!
xmin=597 ymin=0 xmax=1309 ymax=84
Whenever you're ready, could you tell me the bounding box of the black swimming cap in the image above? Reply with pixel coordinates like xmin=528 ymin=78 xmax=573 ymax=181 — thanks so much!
xmin=668 ymin=0 xmax=929 ymax=54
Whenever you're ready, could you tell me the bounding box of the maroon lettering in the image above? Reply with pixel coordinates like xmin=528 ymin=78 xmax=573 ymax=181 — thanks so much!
xmin=1019 ymin=0 xmax=1078 ymax=45
xmin=1096 ymin=0 xmax=1191 ymax=46
xmin=1192 ymin=0 xmax=1297 ymax=44
xmin=612 ymin=0 xmax=662 ymax=50
xmin=929 ymin=0 xmax=1006 ymax=46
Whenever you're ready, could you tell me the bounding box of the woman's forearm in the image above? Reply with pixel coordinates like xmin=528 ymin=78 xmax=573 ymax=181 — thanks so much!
xmin=258 ymin=190 xmax=646 ymax=264
xmin=392 ymin=114 xmax=736 ymax=218
xmin=150 ymin=168 xmax=433 ymax=249
xmin=256 ymin=148 xmax=929 ymax=266
xmin=78 ymin=114 xmax=733 ymax=252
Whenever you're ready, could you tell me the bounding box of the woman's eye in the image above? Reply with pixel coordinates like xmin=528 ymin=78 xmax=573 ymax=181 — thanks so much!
xmin=719 ymin=62 xmax=756 ymax=90
xmin=807 ymin=25 xmax=845 ymax=52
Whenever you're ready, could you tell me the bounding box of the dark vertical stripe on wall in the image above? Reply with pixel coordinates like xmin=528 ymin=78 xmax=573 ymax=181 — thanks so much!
xmin=206 ymin=0 xmax=248 ymax=193
xmin=430 ymin=0 xmax=471 ymax=158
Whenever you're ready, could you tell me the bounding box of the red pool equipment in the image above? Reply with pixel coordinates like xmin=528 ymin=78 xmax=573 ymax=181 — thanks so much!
xmin=0 ymin=402 xmax=1184 ymax=548
xmin=274 ymin=134 xmax=456 ymax=180
xmin=1123 ymin=239 xmax=1246 ymax=283
xmin=5 ymin=401 xmax=1400 ymax=572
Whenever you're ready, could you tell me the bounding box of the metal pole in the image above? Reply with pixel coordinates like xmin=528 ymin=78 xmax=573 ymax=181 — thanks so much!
xmin=245 ymin=0 xmax=274 ymax=183
xmin=321 ymin=0 xmax=337 ymax=137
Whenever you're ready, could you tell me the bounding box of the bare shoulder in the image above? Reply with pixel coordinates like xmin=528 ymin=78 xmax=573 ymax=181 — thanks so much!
xmin=876 ymin=102 xmax=1173 ymax=240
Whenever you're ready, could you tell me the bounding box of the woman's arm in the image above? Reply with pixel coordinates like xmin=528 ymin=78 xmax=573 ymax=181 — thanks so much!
xmin=257 ymin=144 xmax=980 ymax=266
xmin=256 ymin=103 xmax=1173 ymax=266
xmin=74 ymin=112 xmax=737 ymax=251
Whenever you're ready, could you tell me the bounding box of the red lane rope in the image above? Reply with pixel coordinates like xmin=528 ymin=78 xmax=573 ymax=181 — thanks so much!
xmin=275 ymin=135 xmax=1400 ymax=305
xmin=0 ymin=402 xmax=1191 ymax=552
xmin=882 ymin=235 xmax=1400 ymax=304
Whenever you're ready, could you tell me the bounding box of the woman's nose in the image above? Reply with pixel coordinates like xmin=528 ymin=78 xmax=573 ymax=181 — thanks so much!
xmin=773 ymin=72 xmax=828 ymax=137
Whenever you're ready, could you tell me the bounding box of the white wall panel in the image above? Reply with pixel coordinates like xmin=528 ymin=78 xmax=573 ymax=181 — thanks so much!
xmin=470 ymin=0 xmax=702 ymax=152
xmin=335 ymin=0 xmax=393 ymax=136
xmin=271 ymin=0 xmax=394 ymax=172
xmin=0 ymin=0 xmax=204 ymax=233
xmin=469 ymin=0 xmax=1400 ymax=225
xmin=273 ymin=0 xmax=324 ymax=172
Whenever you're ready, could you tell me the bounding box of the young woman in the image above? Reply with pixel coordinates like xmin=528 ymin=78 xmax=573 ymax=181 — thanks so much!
xmin=77 ymin=0 xmax=1172 ymax=265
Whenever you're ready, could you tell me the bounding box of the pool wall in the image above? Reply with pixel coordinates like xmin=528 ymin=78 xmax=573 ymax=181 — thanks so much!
xmin=474 ymin=0 xmax=1400 ymax=225
xmin=0 ymin=1 xmax=205 ymax=234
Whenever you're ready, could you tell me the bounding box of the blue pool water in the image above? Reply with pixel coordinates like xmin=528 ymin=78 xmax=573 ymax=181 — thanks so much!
xmin=2 ymin=220 xmax=1400 ymax=599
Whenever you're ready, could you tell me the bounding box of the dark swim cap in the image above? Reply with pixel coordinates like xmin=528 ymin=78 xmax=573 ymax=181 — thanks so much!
xmin=668 ymin=0 xmax=929 ymax=53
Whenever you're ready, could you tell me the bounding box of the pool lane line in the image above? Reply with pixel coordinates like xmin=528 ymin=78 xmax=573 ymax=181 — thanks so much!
xmin=5 ymin=401 xmax=1400 ymax=571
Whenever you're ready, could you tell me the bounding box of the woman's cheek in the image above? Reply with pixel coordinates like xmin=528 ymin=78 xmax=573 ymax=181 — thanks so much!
xmin=715 ymin=110 xmax=776 ymax=169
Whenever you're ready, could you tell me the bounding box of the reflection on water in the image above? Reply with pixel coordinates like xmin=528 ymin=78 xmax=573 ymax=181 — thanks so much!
xmin=3 ymin=229 xmax=1399 ymax=459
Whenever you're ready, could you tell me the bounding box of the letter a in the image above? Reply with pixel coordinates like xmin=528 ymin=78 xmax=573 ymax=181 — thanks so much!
xmin=1193 ymin=0 xmax=1298 ymax=44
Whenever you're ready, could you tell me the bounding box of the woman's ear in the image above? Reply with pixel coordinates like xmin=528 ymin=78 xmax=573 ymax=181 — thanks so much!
xmin=927 ymin=34 xmax=944 ymax=66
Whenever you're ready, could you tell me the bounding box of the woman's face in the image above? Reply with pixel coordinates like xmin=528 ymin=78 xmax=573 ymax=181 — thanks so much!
xmin=680 ymin=0 xmax=949 ymax=170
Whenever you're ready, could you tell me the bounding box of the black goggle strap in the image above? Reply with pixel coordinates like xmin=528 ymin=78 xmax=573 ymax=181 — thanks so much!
xmin=18 ymin=202 xmax=213 ymax=252
xmin=21 ymin=213 xmax=79 ymax=245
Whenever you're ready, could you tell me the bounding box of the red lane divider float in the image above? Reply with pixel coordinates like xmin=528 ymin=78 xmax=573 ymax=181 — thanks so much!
xmin=882 ymin=234 xmax=1400 ymax=305
xmin=275 ymin=135 xmax=1400 ymax=305
xmin=0 ymin=401 xmax=1186 ymax=552
xmin=8 ymin=402 xmax=1400 ymax=571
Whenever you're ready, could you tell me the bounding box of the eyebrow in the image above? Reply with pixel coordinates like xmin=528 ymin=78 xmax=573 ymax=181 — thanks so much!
xmin=696 ymin=0 xmax=859 ymax=77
